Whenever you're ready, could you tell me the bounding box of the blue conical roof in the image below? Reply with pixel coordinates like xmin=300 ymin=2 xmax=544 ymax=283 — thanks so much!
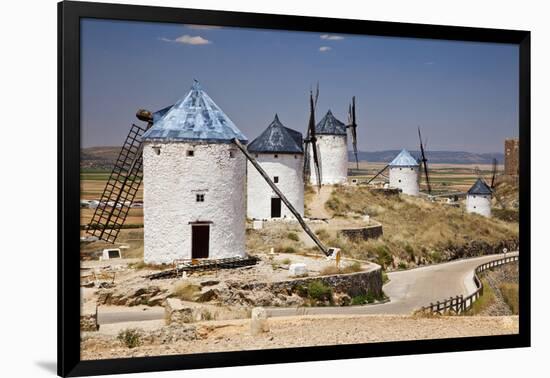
xmin=248 ymin=114 xmax=303 ymax=154
xmin=315 ymin=110 xmax=347 ymax=135
xmin=143 ymin=81 xmax=247 ymax=143
xmin=389 ymin=149 xmax=419 ymax=167
xmin=468 ymin=178 xmax=492 ymax=195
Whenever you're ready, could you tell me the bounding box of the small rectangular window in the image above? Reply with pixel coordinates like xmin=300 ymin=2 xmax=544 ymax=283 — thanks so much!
xmin=187 ymin=150 xmax=195 ymax=157
xmin=274 ymin=154 xmax=278 ymax=158
xmin=196 ymin=194 xmax=205 ymax=202
xmin=274 ymin=176 xmax=279 ymax=183
xmin=229 ymin=150 xmax=235 ymax=158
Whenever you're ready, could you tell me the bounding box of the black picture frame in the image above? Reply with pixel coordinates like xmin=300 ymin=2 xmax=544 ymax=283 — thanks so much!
xmin=58 ymin=1 xmax=531 ymax=376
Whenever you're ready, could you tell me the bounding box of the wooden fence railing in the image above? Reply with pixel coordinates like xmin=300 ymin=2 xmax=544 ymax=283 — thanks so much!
xmin=418 ymin=255 xmax=519 ymax=315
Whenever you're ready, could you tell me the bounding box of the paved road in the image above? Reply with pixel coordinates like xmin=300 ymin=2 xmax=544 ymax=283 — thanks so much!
xmin=97 ymin=252 xmax=517 ymax=324
xmin=267 ymin=252 xmax=518 ymax=317
xmin=98 ymin=306 xmax=165 ymax=325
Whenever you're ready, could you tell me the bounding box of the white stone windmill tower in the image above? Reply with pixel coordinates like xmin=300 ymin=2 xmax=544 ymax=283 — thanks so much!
xmin=388 ymin=149 xmax=420 ymax=196
xmin=308 ymin=110 xmax=349 ymax=185
xmin=466 ymin=178 xmax=492 ymax=217
xmin=247 ymin=114 xmax=304 ymax=220
xmin=140 ymin=81 xmax=248 ymax=264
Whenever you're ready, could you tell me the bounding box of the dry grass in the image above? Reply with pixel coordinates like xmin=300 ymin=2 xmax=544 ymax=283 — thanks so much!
xmin=246 ymin=224 xmax=304 ymax=254
xmin=319 ymin=186 xmax=518 ymax=267
xmin=319 ymin=261 xmax=362 ymax=276
xmin=499 ymin=283 xmax=519 ymax=315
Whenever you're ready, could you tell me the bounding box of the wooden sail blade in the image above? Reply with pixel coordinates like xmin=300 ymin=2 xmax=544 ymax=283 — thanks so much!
xmin=232 ymin=138 xmax=330 ymax=256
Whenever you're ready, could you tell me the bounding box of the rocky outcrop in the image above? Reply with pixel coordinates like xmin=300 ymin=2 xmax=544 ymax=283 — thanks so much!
xmin=97 ymin=285 xmax=168 ymax=307
xmin=198 ymin=268 xmax=383 ymax=307
xmin=338 ymin=225 xmax=383 ymax=241
xmin=442 ymin=239 xmax=518 ymax=261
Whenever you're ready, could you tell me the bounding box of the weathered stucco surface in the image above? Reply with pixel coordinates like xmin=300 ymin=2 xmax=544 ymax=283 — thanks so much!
xmin=143 ymin=142 xmax=246 ymax=264
xmin=309 ymin=135 xmax=348 ymax=185
xmin=466 ymin=194 xmax=492 ymax=217
xmin=247 ymin=153 xmax=304 ymax=219
xmin=389 ymin=166 xmax=419 ymax=196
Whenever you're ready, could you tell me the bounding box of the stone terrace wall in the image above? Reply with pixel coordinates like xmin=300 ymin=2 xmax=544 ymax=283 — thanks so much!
xmin=231 ymin=266 xmax=383 ymax=298
xmin=338 ymin=224 xmax=383 ymax=241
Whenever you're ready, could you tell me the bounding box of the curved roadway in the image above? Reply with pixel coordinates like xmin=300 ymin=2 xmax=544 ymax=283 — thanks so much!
xmin=267 ymin=252 xmax=518 ymax=317
xmin=97 ymin=252 xmax=518 ymax=324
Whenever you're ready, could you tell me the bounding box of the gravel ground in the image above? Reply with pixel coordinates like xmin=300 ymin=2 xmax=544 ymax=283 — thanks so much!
xmin=81 ymin=314 xmax=518 ymax=360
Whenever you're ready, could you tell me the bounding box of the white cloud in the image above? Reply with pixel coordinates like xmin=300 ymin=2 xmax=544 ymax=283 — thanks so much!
xmin=320 ymin=34 xmax=344 ymax=40
xmin=160 ymin=34 xmax=212 ymax=45
xmin=319 ymin=46 xmax=332 ymax=52
xmin=424 ymin=61 xmax=435 ymax=65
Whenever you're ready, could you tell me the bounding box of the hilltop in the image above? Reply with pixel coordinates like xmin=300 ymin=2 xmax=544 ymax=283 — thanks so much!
xmin=81 ymin=146 xmax=504 ymax=170
xmin=318 ymin=186 xmax=518 ymax=269
xmin=350 ymin=150 xmax=504 ymax=164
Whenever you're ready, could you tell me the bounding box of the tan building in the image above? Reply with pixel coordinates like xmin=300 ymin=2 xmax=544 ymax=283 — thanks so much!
xmin=504 ymin=138 xmax=519 ymax=176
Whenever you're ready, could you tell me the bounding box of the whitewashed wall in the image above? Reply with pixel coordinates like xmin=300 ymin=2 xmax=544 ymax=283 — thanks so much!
xmin=142 ymin=142 xmax=246 ymax=264
xmin=247 ymin=153 xmax=304 ymax=219
xmin=309 ymin=135 xmax=348 ymax=185
xmin=466 ymin=194 xmax=492 ymax=217
xmin=389 ymin=166 xmax=419 ymax=196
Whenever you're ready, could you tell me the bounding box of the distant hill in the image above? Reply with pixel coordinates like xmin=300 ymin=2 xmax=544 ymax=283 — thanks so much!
xmin=81 ymin=146 xmax=504 ymax=170
xmin=349 ymin=150 xmax=504 ymax=165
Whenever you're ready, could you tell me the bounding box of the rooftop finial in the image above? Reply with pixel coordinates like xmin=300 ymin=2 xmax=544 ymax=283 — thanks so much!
xmin=191 ymin=79 xmax=201 ymax=90
xmin=274 ymin=113 xmax=280 ymax=122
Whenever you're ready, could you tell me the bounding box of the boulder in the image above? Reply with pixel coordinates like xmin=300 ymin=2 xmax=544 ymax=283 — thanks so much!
xmin=250 ymin=307 xmax=269 ymax=335
xmin=80 ymin=301 xmax=99 ymax=331
xmin=289 ymin=263 xmax=307 ymax=277
xmin=164 ymin=298 xmax=195 ymax=324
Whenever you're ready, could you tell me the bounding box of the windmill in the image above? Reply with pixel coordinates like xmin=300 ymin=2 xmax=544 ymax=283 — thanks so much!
xmin=346 ymin=96 xmax=359 ymax=170
xmin=417 ymin=127 xmax=432 ymax=194
xmin=303 ymin=85 xmax=322 ymax=190
xmin=86 ymin=109 xmax=156 ymax=243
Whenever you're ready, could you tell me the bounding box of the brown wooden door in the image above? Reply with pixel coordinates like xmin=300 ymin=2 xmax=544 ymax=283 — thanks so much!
xmin=191 ymin=225 xmax=209 ymax=258
xmin=271 ymin=197 xmax=282 ymax=218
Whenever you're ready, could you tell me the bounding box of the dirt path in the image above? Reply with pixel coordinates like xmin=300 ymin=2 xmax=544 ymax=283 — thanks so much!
xmin=307 ymin=186 xmax=333 ymax=219
xmin=81 ymin=314 xmax=518 ymax=360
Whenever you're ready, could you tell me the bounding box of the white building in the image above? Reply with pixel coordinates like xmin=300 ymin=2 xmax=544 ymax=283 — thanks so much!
xmin=389 ymin=149 xmax=420 ymax=196
xmin=309 ymin=110 xmax=348 ymax=185
xmin=466 ymin=178 xmax=492 ymax=217
xmin=141 ymin=81 xmax=248 ymax=264
xmin=247 ymin=114 xmax=304 ymax=220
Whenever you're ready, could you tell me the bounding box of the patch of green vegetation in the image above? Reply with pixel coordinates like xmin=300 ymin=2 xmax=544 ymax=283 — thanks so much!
xmin=466 ymin=278 xmax=495 ymax=315
xmin=117 ymin=328 xmax=142 ymax=349
xmin=281 ymin=258 xmax=291 ymax=265
xmin=351 ymin=292 xmax=375 ymax=305
xmin=397 ymin=262 xmax=408 ymax=270
xmin=307 ymin=281 xmax=333 ymax=303
xmin=282 ymin=246 xmax=296 ymax=254
xmin=287 ymin=232 xmax=299 ymax=241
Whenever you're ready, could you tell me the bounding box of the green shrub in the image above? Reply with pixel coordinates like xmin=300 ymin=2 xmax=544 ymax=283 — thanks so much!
xmin=287 ymin=232 xmax=300 ymax=241
xmin=283 ymin=246 xmax=296 ymax=254
xmin=398 ymin=262 xmax=408 ymax=270
xmin=351 ymin=292 xmax=375 ymax=305
xmin=117 ymin=328 xmax=142 ymax=349
xmin=281 ymin=258 xmax=291 ymax=265
xmin=307 ymin=281 xmax=333 ymax=302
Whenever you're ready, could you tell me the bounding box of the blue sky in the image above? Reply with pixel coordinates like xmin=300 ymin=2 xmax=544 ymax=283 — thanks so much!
xmin=81 ymin=19 xmax=518 ymax=153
